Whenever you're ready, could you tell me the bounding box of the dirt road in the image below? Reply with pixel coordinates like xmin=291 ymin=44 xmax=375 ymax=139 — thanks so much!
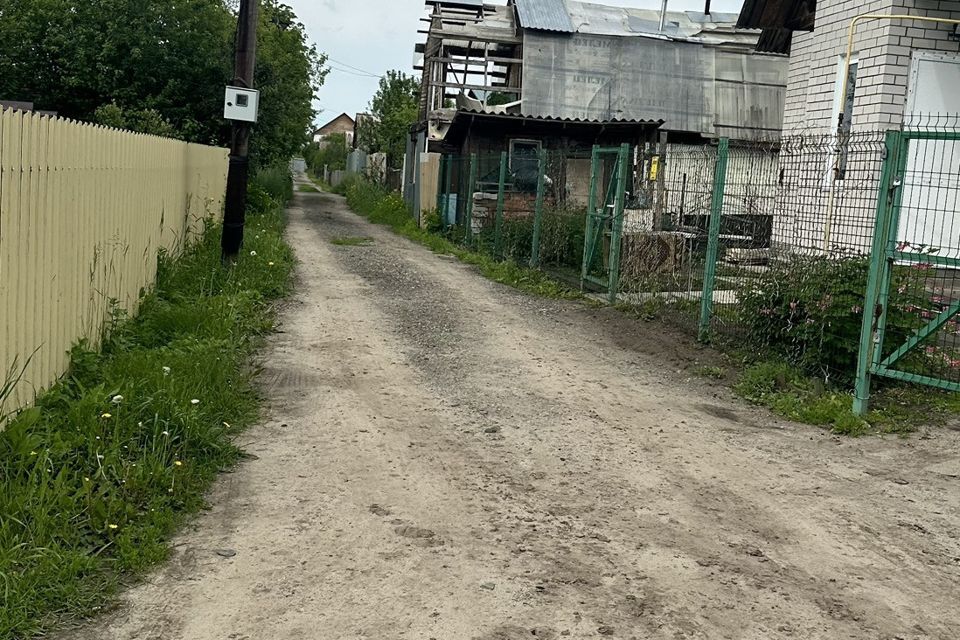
xmin=62 ymin=185 xmax=960 ymax=640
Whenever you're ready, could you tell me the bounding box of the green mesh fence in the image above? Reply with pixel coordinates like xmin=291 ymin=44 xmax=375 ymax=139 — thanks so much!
xmin=433 ymin=128 xmax=960 ymax=401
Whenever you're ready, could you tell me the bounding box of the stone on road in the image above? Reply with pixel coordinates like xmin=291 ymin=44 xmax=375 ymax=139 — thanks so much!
xmin=59 ymin=185 xmax=960 ymax=640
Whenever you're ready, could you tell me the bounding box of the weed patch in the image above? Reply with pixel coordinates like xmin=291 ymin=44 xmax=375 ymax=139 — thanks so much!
xmin=731 ymin=361 xmax=960 ymax=436
xmin=0 ymin=169 xmax=294 ymax=638
xmin=694 ymin=365 xmax=726 ymax=380
xmin=331 ymin=236 xmax=374 ymax=247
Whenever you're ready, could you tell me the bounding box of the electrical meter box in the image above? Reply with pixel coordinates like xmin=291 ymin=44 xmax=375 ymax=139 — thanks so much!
xmin=224 ymin=86 xmax=260 ymax=123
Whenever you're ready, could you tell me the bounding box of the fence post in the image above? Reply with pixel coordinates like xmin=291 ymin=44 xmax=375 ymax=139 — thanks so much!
xmin=607 ymin=143 xmax=630 ymax=304
xmin=436 ymin=155 xmax=447 ymax=229
xmin=581 ymin=145 xmax=601 ymax=290
xmin=464 ymin=153 xmax=478 ymax=246
xmin=494 ymin=151 xmax=508 ymax=259
xmin=853 ymin=130 xmax=904 ymax=416
xmin=529 ymin=148 xmax=547 ymax=268
xmin=698 ymin=138 xmax=730 ymax=343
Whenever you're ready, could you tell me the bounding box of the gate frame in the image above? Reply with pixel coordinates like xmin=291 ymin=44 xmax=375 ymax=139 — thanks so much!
xmin=580 ymin=143 xmax=630 ymax=304
xmin=854 ymin=129 xmax=960 ymax=415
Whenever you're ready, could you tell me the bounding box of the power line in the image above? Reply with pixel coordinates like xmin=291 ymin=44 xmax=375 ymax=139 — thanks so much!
xmin=326 ymin=56 xmax=384 ymax=79
xmin=328 ymin=64 xmax=381 ymax=79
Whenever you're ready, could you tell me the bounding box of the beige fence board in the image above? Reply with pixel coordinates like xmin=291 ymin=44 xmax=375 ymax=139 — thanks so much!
xmin=0 ymin=113 xmax=228 ymax=416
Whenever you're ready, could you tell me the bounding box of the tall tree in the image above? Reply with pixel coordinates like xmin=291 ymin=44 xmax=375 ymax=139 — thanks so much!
xmin=251 ymin=1 xmax=329 ymax=167
xmin=0 ymin=0 xmax=326 ymax=165
xmin=360 ymin=71 xmax=420 ymax=169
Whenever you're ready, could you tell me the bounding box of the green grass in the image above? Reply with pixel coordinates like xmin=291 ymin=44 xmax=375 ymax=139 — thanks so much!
xmin=733 ymin=361 xmax=960 ymax=436
xmin=339 ymin=178 xmax=581 ymax=300
xmin=0 ymin=174 xmax=294 ymax=638
xmin=297 ymin=184 xmax=319 ymax=193
xmin=331 ymin=236 xmax=374 ymax=247
xmin=694 ymin=365 xmax=726 ymax=380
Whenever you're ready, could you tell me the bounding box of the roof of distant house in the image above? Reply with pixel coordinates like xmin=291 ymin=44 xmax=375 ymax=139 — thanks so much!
xmin=314 ymin=113 xmax=356 ymax=135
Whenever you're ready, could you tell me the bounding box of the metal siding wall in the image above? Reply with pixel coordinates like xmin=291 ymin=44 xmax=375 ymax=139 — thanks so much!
xmin=521 ymin=33 xmax=788 ymax=139
xmin=0 ymin=113 xmax=229 ymax=414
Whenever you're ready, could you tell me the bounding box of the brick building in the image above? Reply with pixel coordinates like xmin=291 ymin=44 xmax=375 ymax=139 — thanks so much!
xmin=739 ymin=0 xmax=960 ymax=132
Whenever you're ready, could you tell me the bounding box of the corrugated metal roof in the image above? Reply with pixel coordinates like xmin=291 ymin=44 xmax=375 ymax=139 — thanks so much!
xmin=564 ymin=2 xmax=746 ymax=40
xmin=514 ymin=0 xmax=575 ymax=33
xmin=456 ymin=108 xmax=663 ymax=126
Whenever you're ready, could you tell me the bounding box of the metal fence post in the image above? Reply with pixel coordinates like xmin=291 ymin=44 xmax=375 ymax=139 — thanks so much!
xmin=494 ymin=151 xmax=508 ymax=259
xmin=529 ymin=148 xmax=547 ymax=268
xmin=464 ymin=153 xmax=478 ymax=246
xmin=854 ymin=130 xmax=904 ymax=416
xmin=607 ymin=143 xmax=630 ymax=304
xmin=581 ymin=145 xmax=601 ymax=290
xmin=698 ymin=138 xmax=730 ymax=343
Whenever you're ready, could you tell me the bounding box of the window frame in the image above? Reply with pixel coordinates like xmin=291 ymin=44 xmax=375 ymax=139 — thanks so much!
xmin=508 ymin=138 xmax=542 ymax=171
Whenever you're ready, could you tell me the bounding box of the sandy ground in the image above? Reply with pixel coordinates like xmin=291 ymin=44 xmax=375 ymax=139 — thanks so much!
xmin=59 ymin=183 xmax=960 ymax=640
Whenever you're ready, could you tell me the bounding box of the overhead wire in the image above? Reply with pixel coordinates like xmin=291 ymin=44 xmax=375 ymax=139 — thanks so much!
xmin=327 ymin=56 xmax=385 ymax=78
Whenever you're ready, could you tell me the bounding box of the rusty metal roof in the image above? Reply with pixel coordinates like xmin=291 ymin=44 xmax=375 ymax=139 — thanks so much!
xmin=514 ymin=0 xmax=575 ymax=33
xmin=736 ymin=0 xmax=816 ymax=32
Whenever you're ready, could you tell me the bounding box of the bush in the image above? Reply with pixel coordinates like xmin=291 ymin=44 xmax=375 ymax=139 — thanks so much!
xmin=737 ymin=255 xmax=929 ymax=383
xmin=251 ymin=164 xmax=293 ymax=205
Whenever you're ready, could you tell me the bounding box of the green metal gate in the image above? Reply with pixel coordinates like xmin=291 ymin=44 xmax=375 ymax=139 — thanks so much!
xmin=581 ymin=144 xmax=630 ymax=303
xmin=854 ymin=129 xmax=960 ymax=415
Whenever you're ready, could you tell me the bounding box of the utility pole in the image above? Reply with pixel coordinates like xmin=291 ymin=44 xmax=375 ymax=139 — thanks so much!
xmin=221 ymin=0 xmax=260 ymax=260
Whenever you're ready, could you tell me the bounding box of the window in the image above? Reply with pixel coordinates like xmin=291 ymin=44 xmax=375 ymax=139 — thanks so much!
xmin=509 ymin=139 xmax=541 ymax=192
xmin=509 ymin=139 xmax=541 ymax=172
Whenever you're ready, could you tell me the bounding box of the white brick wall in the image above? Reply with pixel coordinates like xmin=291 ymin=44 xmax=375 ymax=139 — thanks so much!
xmin=783 ymin=0 xmax=960 ymax=132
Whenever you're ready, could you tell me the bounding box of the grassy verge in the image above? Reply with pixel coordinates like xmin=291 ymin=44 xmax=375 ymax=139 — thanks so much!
xmin=0 ymin=174 xmax=294 ymax=638
xmin=337 ymin=176 xmax=581 ymax=300
xmin=733 ymin=361 xmax=960 ymax=436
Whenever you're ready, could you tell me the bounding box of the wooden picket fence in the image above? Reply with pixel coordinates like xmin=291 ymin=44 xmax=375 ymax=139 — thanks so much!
xmin=0 ymin=109 xmax=229 ymax=414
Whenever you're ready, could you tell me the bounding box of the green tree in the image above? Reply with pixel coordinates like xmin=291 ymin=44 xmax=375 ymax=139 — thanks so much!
xmin=360 ymin=70 xmax=420 ymax=169
xmin=251 ymin=1 xmax=329 ymax=167
xmin=0 ymin=0 xmax=234 ymax=142
xmin=0 ymin=0 xmax=326 ymax=164
xmin=93 ymin=103 xmax=177 ymax=138
xmin=304 ymin=133 xmax=349 ymax=174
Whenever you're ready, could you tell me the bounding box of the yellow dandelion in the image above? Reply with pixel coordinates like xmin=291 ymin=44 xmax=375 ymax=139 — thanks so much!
xmin=268 ymin=262 xmax=275 ymax=267
xmin=174 ymin=460 xmax=183 ymax=467
xmin=108 ymin=524 xmax=118 ymax=530
xmin=101 ymin=413 xmax=112 ymax=419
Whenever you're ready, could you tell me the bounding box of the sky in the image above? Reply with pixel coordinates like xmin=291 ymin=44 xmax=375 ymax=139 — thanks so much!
xmin=286 ymin=0 xmax=745 ymax=129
